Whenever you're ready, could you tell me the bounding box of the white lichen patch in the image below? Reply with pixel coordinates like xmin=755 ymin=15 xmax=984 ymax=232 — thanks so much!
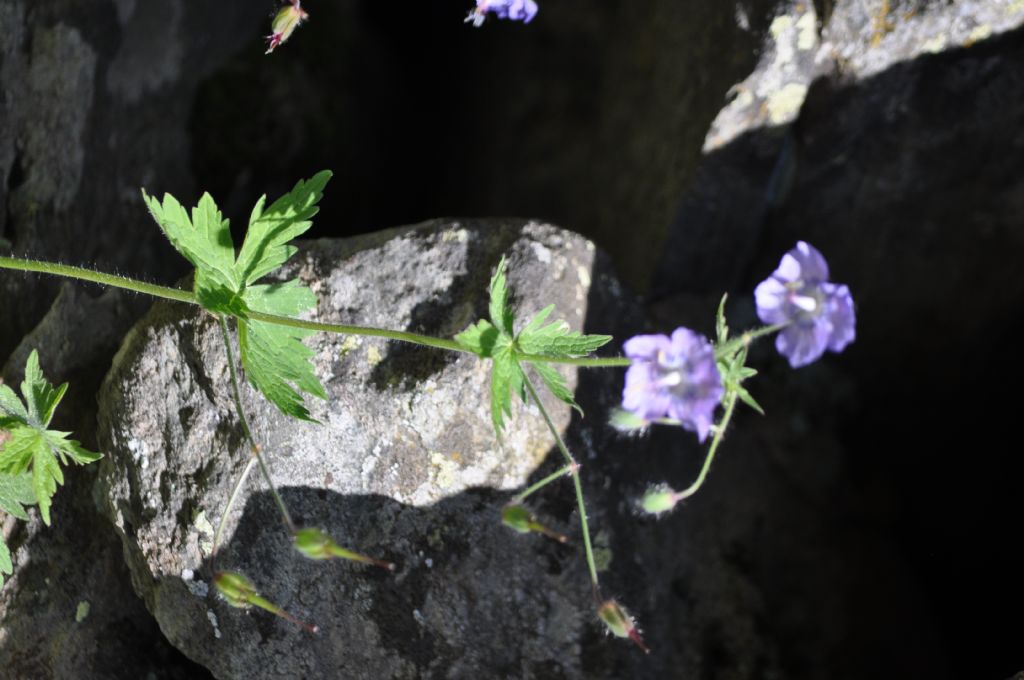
xmin=366 ymin=345 xmax=383 ymax=366
xmin=531 ymin=241 xmax=553 ymax=264
xmin=207 ymin=609 xmax=222 ymax=639
xmin=192 ymin=511 xmax=215 ymax=556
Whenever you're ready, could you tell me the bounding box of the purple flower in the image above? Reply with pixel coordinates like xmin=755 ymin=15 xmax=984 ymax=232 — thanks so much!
xmin=466 ymin=0 xmax=538 ymax=27
xmin=755 ymin=241 xmax=856 ymax=368
xmin=621 ymin=328 xmax=724 ymax=442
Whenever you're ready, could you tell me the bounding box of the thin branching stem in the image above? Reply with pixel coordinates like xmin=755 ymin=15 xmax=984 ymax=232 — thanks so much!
xmin=511 ymin=463 xmax=576 ymax=504
xmin=219 ymin=316 xmax=295 ymax=534
xmin=672 ymin=389 xmax=739 ymax=503
xmin=521 ymin=369 xmax=601 ymax=594
xmin=211 ymin=455 xmax=257 ymax=569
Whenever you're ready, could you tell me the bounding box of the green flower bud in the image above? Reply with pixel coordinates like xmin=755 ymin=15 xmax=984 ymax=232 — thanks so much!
xmin=501 ymin=505 xmax=568 ymax=543
xmin=213 ymin=571 xmax=319 ymax=633
xmin=293 ymin=528 xmax=395 ymax=572
xmin=640 ymin=485 xmax=679 ymax=516
xmin=500 ymin=505 xmax=533 ymax=534
xmin=597 ymin=599 xmax=649 ymax=654
xmin=213 ymin=571 xmax=258 ymax=609
xmin=609 ymin=407 xmax=649 ymax=433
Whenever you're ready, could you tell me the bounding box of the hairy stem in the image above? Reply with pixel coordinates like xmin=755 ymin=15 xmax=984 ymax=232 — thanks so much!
xmin=211 ymin=455 xmax=257 ymax=569
xmin=521 ymin=368 xmax=601 ymax=593
xmin=220 ymin=316 xmax=295 ymax=533
xmin=512 ymin=463 xmax=576 ymax=504
xmin=0 ymin=256 xmax=194 ymax=303
xmin=673 ymin=389 xmax=739 ymax=502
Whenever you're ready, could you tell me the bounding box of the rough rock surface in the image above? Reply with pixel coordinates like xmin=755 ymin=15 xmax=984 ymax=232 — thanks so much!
xmin=0 ymin=1 xmax=261 ymax=677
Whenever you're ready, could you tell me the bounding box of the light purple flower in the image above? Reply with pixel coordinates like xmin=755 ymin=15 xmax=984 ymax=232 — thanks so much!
xmin=755 ymin=241 xmax=856 ymax=368
xmin=466 ymin=0 xmax=538 ymax=27
xmin=621 ymin=328 xmax=724 ymax=442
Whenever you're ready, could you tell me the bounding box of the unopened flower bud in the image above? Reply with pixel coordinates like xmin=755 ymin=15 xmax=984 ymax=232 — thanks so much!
xmin=265 ymin=1 xmax=308 ymax=54
xmin=609 ymin=407 xmax=649 ymax=433
xmin=293 ymin=527 xmax=395 ymax=572
xmin=640 ymin=485 xmax=679 ymax=516
xmin=501 ymin=505 xmax=567 ymax=543
xmin=597 ymin=599 xmax=649 ymax=653
xmin=213 ymin=571 xmax=258 ymax=609
xmin=213 ymin=571 xmax=319 ymax=633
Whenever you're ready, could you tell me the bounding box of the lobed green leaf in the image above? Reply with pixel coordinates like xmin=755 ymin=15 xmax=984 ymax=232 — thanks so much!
xmin=238 ymin=281 xmax=327 ymax=421
xmin=0 ymin=472 xmax=35 ymax=521
xmin=529 ymin=361 xmax=582 ymax=416
xmin=236 ymin=171 xmax=332 ymax=285
xmin=454 ymin=319 xmax=500 ymax=357
xmin=488 ymin=256 xmax=515 ymax=337
xmin=141 ymin=190 xmax=240 ymax=294
xmin=0 ymin=351 xmax=102 ymax=525
xmin=517 ymin=319 xmax=612 ymax=358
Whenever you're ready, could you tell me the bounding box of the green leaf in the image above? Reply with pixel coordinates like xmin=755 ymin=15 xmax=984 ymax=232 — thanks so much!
xmin=454 ymin=319 xmax=500 ymax=357
xmin=734 ymin=385 xmax=765 ymax=416
xmin=529 ymin=361 xmax=582 ymax=416
xmin=517 ymin=318 xmax=612 ymax=358
xmin=490 ymin=348 xmax=523 ymax=436
xmin=238 ymin=281 xmax=327 ymax=421
xmin=716 ymin=293 xmax=729 ymax=344
xmin=0 ymin=472 xmax=35 ymax=521
xmin=0 ymin=535 xmax=11 ymax=587
xmin=488 ymin=256 xmax=515 ymax=337
xmin=0 ymin=384 xmax=28 ymax=424
xmin=236 ymin=171 xmax=332 ymax=285
xmin=0 ymin=351 xmax=101 ymax=525
xmin=21 ymin=350 xmax=67 ymax=426
xmin=141 ymin=190 xmax=240 ymax=294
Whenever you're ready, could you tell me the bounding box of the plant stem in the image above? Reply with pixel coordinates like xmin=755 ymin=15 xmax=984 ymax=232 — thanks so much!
xmin=0 ymin=255 xmax=194 ymax=303
xmin=245 ymin=310 xmax=468 ymax=354
xmin=672 ymin=389 xmax=740 ymax=502
xmin=715 ymin=324 xmax=786 ymax=359
xmin=211 ymin=455 xmax=257 ymax=568
xmin=521 ymin=368 xmax=601 ymax=593
xmin=518 ymin=353 xmax=630 ymax=368
xmin=219 ymin=316 xmax=295 ymax=534
xmin=512 ymin=463 xmax=576 ymax=504
xmin=0 ymin=255 xmax=642 ymax=367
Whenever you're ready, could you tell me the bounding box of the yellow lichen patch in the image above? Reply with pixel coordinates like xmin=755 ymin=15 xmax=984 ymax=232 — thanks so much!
xmin=922 ymin=35 xmax=947 ymax=54
xmin=75 ymin=601 xmax=91 ymax=623
xmin=964 ymin=24 xmax=992 ymax=47
xmin=765 ymin=82 xmax=809 ymax=125
xmin=870 ymin=0 xmax=895 ymax=47
xmin=796 ymin=10 xmax=818 ymax=50
xmin=429 ymin=451 xmax=459 ymax=490
xmin=339 ymin=335 xmax=361 ymax=356
xmin=366 ymin=345 xmax=383 ymax=366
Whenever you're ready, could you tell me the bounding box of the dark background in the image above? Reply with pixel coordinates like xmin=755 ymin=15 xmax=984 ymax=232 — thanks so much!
xmin=2 ymin=1 xmax=1023 ymax=678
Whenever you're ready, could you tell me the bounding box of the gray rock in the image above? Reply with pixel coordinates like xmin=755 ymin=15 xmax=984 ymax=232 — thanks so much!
xmin=0 ymin=285 xmax=208 ymax=679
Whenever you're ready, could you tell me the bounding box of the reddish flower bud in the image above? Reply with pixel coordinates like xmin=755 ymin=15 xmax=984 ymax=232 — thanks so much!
xmin=597 ymin=599 xmax=649 ymax=653
xmin=266 ymin=1 xmax=309 ymax=54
